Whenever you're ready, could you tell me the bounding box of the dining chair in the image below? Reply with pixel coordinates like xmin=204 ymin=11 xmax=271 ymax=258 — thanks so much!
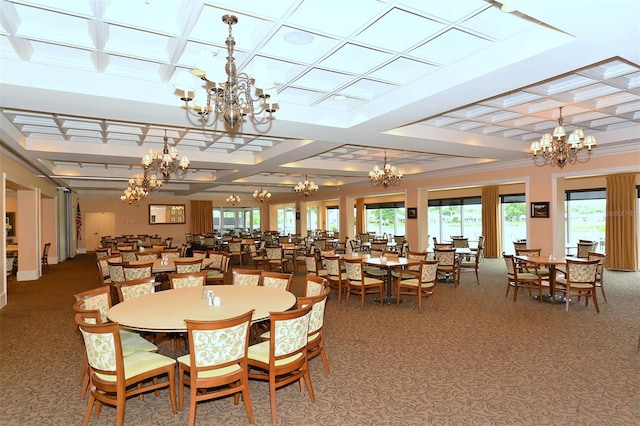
xmin=96 ymin=254 xmax=123 ymax=285
xmin=178 ymin=310 xmax=255 ymax=426
xmin=114 ymin=276 xmax=156 ymax=301
xmin=260 ymin=271 xmax=293 ymax=291
xmin=305 ymin=274 xmax=330 ymax=297
xmin=232 ymin=268 xmax=262 ymax=286
xmin=343 ymin=257 xmax=384 ymax=310
xmin=553 ymin=259 xmax=600 ymax=312
xmin=41 ymin=242 xmax=51 ymax=268
xmin=588 ymin=251 xmax=608 ymax=303
xmin=191 ymin=249 xmax=207 ymax=259
xmin=107 ymin=261 xmax=128 ymax=284
xmin=173 ymin=257 xmax=203 ymax=273
xmin=451 ymin=237 xmax=469 ymax=249
xmin=503 ymin=253 xmax=543 ymax=302
xmin=205 ymin=252 xmax=230 ymax=285
xmin=136 ymin=252 xmax=159 ymax=261
xmin=264 ymin=246 xmax=292 ymax=273
xmin=297 ymin=286 xmax=331 ymax=374
xmin=75 ymin=315 xmax=177 ymax=425
xmin=577 ymin=241 xmax=598 ymax=258
xmin=161 ymin=249 xmax=181 ymax=259
xmin=396 ymin=259 xmax=439 ymax=312
xmin=304 ymin=252 xmax=328 ymax=278
xmin=513 ymin=241 xmax=527 ymax=251
xmin=6 ymin=256 xmax=15 ymax=282
xmin=73 ymin=286 xmax=158 ymax=399
xmin=122 ymin=261 xmax=154 ymax=281
xmin=471 ymin=235 xmax=485 ymax=262
xmin=459 ymin=246 xmax=482 ymax=285
xmin=515 ymin=248 xmax=550 ymax=279
xmin=246 ymin=242 xmax=265 ymax=269
xmin=433 ymin=248 xmax=459 ymax=287
xmin=323 ymin=255 xmax=347 ymax=302
xmin=228 ymin=241 xmax=244 ymax=266
xmin=95 ymin=247 xmax=111 ymax=258
xmin=168 ymin=271 xmax=207 ymax=289
xmin=247 ymin=305 xmax=314 ymax=426
xmin=119 ymin=248 xmax=138 ymax=262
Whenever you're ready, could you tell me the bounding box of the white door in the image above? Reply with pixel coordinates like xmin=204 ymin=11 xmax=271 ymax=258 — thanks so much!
xmin=85 ymin=212 xmax=115 ymax=250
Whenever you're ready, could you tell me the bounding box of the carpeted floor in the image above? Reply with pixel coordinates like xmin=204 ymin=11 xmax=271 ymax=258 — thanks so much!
xmin=1 ymin=254 xmax=639 ymax=425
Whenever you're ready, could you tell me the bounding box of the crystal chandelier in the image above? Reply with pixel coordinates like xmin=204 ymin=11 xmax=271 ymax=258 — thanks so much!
xmin=294 ymin=174 xmax=319 ymax=197
xmin=369 ymin=152 xmax=403 ymax=188
xmin=253 ymin=187 xmax=271 ymax=202
xmin=226 ymin=194 xmax=241 ymax=205
xmin=530 ymin=106 xmax=596 ymax=167
xmin=175 ymin=14 xmax=278 ymax=129
xmin=120 ymin=183 xmax=146 ymax=204
xmin=141 ymin=130 xmax=190 ymax=179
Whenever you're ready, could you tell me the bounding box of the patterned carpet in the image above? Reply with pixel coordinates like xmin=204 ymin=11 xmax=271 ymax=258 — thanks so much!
xmin=1 ymin=254 xmax=639 ymax=426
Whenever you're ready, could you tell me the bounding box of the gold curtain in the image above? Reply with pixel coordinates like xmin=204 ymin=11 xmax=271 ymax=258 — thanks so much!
xmin=605 ymin=174 xmax=638 ymax=271
xmin=190 ymin=200 xmax=213 ymax=235
xmin=481 ymin=186 xmax=500 ymax=258
xmin=355 ymin=198 xmax=365 ymax=235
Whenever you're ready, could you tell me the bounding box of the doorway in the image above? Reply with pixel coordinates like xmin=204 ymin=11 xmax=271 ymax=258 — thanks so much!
xmin=85 ymin=212 xmax=115 ymax=251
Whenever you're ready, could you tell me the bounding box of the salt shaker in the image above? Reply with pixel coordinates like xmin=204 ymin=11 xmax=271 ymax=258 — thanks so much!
xmin=207 ymin=291 xmax=213 ymax=307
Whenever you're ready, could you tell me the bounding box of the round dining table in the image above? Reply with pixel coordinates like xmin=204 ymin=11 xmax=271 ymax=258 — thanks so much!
xmin=107 ymin=285 xmax=296 ymax=332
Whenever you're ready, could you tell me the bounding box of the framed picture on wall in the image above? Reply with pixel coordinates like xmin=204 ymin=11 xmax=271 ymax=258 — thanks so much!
xmin=407 ymin=207 xmax=417 ymax=219
xmin=531 ymin=202 xmax=550 ymax=218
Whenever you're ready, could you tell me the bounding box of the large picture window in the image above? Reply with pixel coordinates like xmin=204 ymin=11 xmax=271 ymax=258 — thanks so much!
xmin=565 ymin=189 xmax=606 ymax=252
xmin=326 ymin=206 xmax=339 ymax=231
xmin=428 ymin=197 xmax=482 ymax=245
xmin=500 ymin=194 xmax=526 ymax=253
xmin=365 ymin=202 xmax=405 ymax=237
xmin=213 ymin=207 xmax=261 ymax=236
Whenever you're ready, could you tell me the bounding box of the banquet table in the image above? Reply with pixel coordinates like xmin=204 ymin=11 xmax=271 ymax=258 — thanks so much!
xmin=128 ymin=257 xmax=214 ymax=274
xmin=107 ymin=285 xmax=296 ymax=332
xmin=340 ymin=253 xmax=421 ymax=303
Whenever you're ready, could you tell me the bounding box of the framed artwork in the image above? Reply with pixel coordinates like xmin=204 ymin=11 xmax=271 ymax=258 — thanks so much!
xmin=530 ymin=202 xmax=550 ymax=218
xmin=407 ymin=207 xmax=417 ymax=219
xmin=6 ymin=212 xmax=15 ymax=237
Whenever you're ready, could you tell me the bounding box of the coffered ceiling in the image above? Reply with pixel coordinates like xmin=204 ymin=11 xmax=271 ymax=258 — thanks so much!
xmin=1 ymin=0 xmax=639 ymax=200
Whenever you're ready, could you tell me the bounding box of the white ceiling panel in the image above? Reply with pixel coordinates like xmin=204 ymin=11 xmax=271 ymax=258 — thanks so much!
xmin=0 ymin=0 xmax=638 ymax=200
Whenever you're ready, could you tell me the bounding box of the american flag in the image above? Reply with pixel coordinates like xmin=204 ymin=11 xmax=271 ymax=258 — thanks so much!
xmin=76 ymin=203 xmax=82 ymax=241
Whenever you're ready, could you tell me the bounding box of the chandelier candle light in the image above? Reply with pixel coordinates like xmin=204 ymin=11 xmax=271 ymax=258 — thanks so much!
xmin=175 ymin=14 xmax=278 ymax=128
xmin=226 ymin=194 xmax=241 ymax=205
xmin=141 ymin=130 xmax=190 ymax=179
xmin=369 ymin=152 xmax=403 ymax=188
xmin=294 ymin=174 xmax=319 ymax=197
xmin=253 ymin=187 xmax=271 ymax=202
xmin=530 ymin=106 xmax=596 ymax=167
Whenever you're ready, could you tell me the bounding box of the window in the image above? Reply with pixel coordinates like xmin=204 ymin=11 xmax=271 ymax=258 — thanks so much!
xmin=213 ymin=207 xmax=261 ymax=235
xmin=277 ymin=205 xmax=296 ymax=235
xmin=428 ymin=197 xmax=482 ymax=245
xmin=565 ymin=189 xmax=605 ymax=252
xmin=365 ymin=202 xmax=405 ymax=237
xmin=501 ymin=194 xmax=526 ymax=253
xmin=307 ymin=206 xmax=319 ymax=231
xmin=326 ymin=206 xmax=339 ymax=231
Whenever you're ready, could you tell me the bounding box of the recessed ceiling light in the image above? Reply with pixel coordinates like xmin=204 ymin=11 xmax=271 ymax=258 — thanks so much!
xmin=284 ymin=31 xmax=314 ymax=45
